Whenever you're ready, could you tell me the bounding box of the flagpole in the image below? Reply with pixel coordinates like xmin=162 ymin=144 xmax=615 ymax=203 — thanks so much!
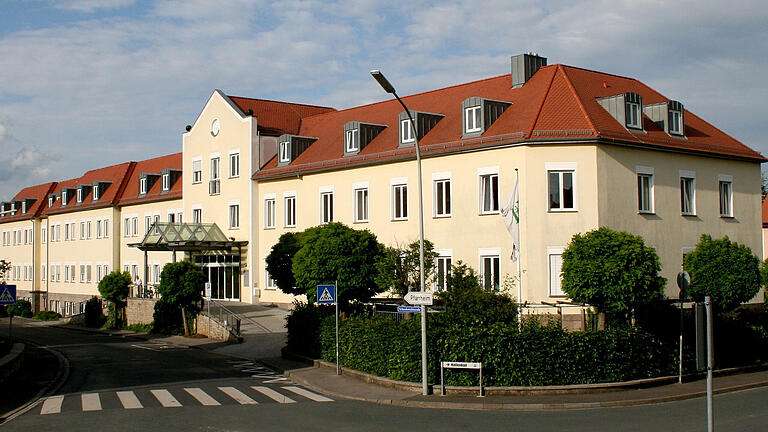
xmin=515 ymin=168 xmax=522 ymax=331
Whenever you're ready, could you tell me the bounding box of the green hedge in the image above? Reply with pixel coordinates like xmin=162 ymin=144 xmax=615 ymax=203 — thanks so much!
xmin=320 ymin=315 xmax=676 ymax=386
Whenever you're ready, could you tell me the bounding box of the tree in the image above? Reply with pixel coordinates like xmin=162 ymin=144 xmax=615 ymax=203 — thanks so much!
xmin=155 ymin=261 xmax=204 ymax=336
xmin=265 ymin=232 xmax=303 ymax=295
xmin=292 ymin=222 xmax=384 ymax=303
xmin=445 ymin=260 xmax=482 ymax=292
xmin=561 ymin=227 xmax=665 ymax=319
xmin=684 ymin=235 xmax=760 ymax=311
xmin=0 ymin=259 xmax=10 ymax=284
xmin=374 ymin=239 xmax=437 ymax=296
xmin=98 ymin=271 xmax=131 ymax=328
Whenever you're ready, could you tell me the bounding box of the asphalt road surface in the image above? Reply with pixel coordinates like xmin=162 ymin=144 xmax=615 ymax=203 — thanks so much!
xmin=2 ymin=321 xmax=767 ymax=431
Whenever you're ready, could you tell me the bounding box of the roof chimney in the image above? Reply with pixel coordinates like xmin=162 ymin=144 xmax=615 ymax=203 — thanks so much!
xmin=511 ymin=53 xmax=547 ymax=88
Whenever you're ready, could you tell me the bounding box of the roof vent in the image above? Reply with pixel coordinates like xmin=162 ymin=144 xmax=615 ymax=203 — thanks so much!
xmin=511 ymin=53 xmax=547 ymax=88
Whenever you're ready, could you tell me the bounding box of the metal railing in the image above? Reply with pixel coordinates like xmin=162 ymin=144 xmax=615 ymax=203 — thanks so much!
xmin=203 ymin=299 xmax=242 ymax=336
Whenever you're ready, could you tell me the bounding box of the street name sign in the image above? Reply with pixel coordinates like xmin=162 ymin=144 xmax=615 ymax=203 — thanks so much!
xmin=317 ymin=284 xmax=336 ymax=305
xmin=404 ymin=291 xmax=433 ymax=306
xmin=0 ymin=285 xmax=16 ymax=305
xmin=441 ymin=361 xmax=481 ymax=369
xmin=397 ymin=305 xmax=421 ymax=313
xmin=205 ymin=282 xmax=212 ymax=298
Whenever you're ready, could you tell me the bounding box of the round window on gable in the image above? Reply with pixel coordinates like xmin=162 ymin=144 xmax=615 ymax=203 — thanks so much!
xmin=211 ymin=118 xmax=221 ymax=137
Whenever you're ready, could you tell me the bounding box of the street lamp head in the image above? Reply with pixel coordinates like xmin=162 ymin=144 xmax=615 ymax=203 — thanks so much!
xmin=370 ymin=70 xmax=396 ymax=94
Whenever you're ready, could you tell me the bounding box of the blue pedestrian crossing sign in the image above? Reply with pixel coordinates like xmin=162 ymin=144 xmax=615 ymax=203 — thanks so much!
xmin=0 ymin=285 xmax=17 ymax=305
xmin=317 ymin=284 xmax=336 ymax=305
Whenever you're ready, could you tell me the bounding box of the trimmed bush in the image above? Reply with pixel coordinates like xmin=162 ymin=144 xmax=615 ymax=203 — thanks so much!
xmin=33 ymin=310 xmax=61 ymax=321
xmin=84 ymin=296 xmax=105 ymax=328
xmin=7 ymin=299 xmax=33 ymax=318
xmin=285 ymin=301 xmax=335 ymax=358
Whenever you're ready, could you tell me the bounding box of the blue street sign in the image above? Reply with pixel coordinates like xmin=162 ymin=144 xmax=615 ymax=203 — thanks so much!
xmin=0 ymin=285 xmax=17 ymax=305
xmin=397 ymin=305 xmax=421 ymax=313
xmin=317 ymin=284 xmax=336 ymax=304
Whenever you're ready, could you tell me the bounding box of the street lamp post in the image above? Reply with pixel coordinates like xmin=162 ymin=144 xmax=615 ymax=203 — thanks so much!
xmin=371 ymin=70 xmax=429 ymax=396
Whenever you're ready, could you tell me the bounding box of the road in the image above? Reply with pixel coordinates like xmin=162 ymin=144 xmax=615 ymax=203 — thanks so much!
xmin=1 ymin=320 xmax=767 ymax=431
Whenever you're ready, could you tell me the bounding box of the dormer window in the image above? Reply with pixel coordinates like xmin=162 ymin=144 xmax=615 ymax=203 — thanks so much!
xmin=162 ymin=173 xmax=170 ymax=191
xmin=626 ymin=101 xmax=641 ymax=129
xmin=400 ymin=119 xmax=415 ymax=143
xmin=642 ymin=100 xmax=684 ymax=137
xmin=21 ymin=201 xmax=26 ymax=214
xmin=465 ymin=106 xmax=482 ymax=133
xmin=93 ymin=185 xmax=100 ymax=201
xmin=346 ymin=129 xmax=359 ymax=153
xmin=139 ymin=177 xmax=147 ymax=195
xmin=62 ymin=190 xmax=68 ymax=206
xmin=279 ymin=141 xmax=290 ymax=163
xmin=77 ymin=188 xmax=83 ymax=203
xmin=343 ymin=121 xmax=385 ymax=156
xmin=48 ymin=196 xmax=54 ymax=208
xmin=669 ymin=110 xmax=682 ymax=135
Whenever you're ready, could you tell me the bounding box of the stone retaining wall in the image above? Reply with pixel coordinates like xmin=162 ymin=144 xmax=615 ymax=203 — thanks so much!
xmin=196 ymin=313 xmax=237 ymax=342
xmin=126 ymin=298 xmax=157 ymax=326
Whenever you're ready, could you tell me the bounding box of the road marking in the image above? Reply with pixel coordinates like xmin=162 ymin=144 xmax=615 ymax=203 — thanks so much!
xmin=151 ymin=389 xmax=182 ymax=407
xmin=185 ymin=388 xmax=221 ymax=406
xmin=116 ymin=391 xmax=143 ymax=409
xmin=81 ymin=393 xmax=102 ymax=411
xmin=282 ymin=386 xmax=333 ymax=402
xmin=251 ymin=386 xmax=296 ymax=404
xmin=218 ymin=387 xmax=258 ymax=405
xmin=40 ymin=396 xmax=64 ymax=415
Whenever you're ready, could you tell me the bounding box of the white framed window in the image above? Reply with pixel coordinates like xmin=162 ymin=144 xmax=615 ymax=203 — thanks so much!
xmin=193 ymin=208 xmax=202 ymax=224
xmin=168 ymin=212 xmax=175 ymax=223
xmin=435 ymin=252 xmax=452 ymax=291
xmin=80 ymin=221 xmax=85 ymax=240
xmin=392 ymin=183 xmax=408 ymax=220
xmin=153 ymin=264 xmax=160 ymax=284
xmin=669 ymin=109 xmax=682 ymax=135
xmin=162 ymin=173 xmax=170 ymax=191
xmin=465 ymin=106 xmax=482 ymax=133
xmin=320 ymin=189 xmax=334 ymax=224
xmin=97 ymin=265 xmax=102 ymax=282
xmin=547 ymin=163 xmax=576 ymax=211
xmin=718 ymin=175 xmax=733 ymax=217
xmin=354 ymin=187 xmax=369 ymax=223
xmin=145 ymin=215 xmax=152 ymax=234
xmin=93 ymin=185 xmax=100 ymax=201
xmin=479 ymin=250 xmax=500 ymax=291
xmin=55 ymin=224 xmax=61 ymax=242
xmin=79 ymin=265 xmax=85 ymax=283
xmin=192 ymin=159 xmax=202 ymax=184
xmin=103 ymin=219 xmax=109 ymax=238
xmin=229 ymin=152 xmax=240 ymax=178
xmin=434 ymin=178 xmax=451 ymax=217
xmin=48 ymin=196 xmax=54 ymax=207
xmin=131 ymin=217 xmax=138 ymax=236
xmin=264 ymin=196 xmax=276 ymax=229
xmin=548 ymin=246 xmax=566 ymax=297
xmin=680 ymin=170 xmax=696 ymax=216
xmin=96 ymin=220 xmax=102 ymax=238
xmin=479 ymin=172 xmax=499 ymax=214
xmin=87 ymin=265 xmax=92 ymax=283
xmin=86 ymin=221 xmax=91 ymax=239
xmin=265 ymin=261 xmax=277 ymax=290
xmin=401 ymin=119 xmax=414 ymax=143
xmin=626 ymin=101 xmax=641 ymax=128
xmin=77 ymin=188 xmax=83 ymax=203
xmin=41 ymin=265 xmax=46 ymax=281
xmin=284 ymin=195 xmax=296 ymax=227
xmin=636 ymin=166 xmax=654 ymax=214
xmin=279 ymin=141 xmax=290 ymax=163
xmin=42 ymin=228 xmax=46 ymax=244
xmin=229 ymin=204 xmax=240 ymax=229
xmin=346 ymin=129 xmax=359 ymax=153
xmin=124 ymin=217 xmax=130 ymax=237
xmin=139 ymin=177 xmax=147 ymax=194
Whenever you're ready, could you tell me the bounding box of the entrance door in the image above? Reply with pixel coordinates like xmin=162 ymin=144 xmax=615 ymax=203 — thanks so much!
xmin=198 ymin=254 xmax=241 ymax=301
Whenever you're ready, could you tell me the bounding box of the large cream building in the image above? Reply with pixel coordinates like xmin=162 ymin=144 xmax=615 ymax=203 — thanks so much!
xmin=1 ymin=54 xmax=765 ymax=313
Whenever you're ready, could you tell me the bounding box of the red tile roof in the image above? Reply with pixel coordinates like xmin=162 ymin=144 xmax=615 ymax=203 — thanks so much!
xmin=0 ymin=182 xmax=57 ymax=224
xmin=42 ymin=162 xmax=135 ymax=216
xmin=762 ymin=197 xmax=768 ymax=227
xmin=254 ymin=64 xmax=765 ymax=179
xmin=228 ymin=96 xmax=336 ymax=136
xmin=118 ymin=153 xmax=182 ymax=205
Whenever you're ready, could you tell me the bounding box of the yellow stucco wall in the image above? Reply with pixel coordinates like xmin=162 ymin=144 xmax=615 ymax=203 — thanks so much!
xmin=182 ymin=92 xmax=255 ymax=302
xmin=0 ymin=219 xmax=39 ymax=295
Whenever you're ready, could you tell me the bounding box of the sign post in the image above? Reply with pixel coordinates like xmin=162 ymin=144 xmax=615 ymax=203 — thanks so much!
xmin=0 ymin=285 xmax=18 ymax=341
xmin=440 ymin=361 xmax=483 ymax=397
xmin=205 ymin=282 xmax=212 ymax=337
xmin=695 ymin=296 xmax=714 ymax=432
xmin=676 ymin=269 xmax=690 ymax=384
xmin=317 ymin=283 xmax=338 ymax=375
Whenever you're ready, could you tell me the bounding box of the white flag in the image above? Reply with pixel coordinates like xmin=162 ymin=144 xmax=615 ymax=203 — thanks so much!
xmin=501 ymin=176 xmax=520 ymax=261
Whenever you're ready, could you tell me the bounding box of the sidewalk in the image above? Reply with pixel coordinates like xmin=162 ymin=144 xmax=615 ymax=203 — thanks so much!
xmin=276 ymin=361 xmax=768 ymax=411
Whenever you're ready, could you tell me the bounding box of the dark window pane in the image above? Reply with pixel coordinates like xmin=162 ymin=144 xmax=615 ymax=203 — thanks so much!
xmin=563 ymin=172 xmax=573 ymax=208
xmin=549 ymin=172 xmax=560 ymax=209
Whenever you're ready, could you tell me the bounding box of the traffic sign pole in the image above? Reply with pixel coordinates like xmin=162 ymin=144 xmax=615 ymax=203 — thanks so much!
xmin=677 ymin=269 xmax=690 ymax=385
xmin=335 ymin=280 xmax=339 ymax=376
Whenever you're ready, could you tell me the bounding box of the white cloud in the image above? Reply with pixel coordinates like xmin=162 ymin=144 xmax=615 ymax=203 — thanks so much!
xmin=52 ymin=0 xmax=136 ymax=13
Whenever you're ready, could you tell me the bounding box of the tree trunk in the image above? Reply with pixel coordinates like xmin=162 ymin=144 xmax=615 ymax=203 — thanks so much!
xmin=181 ymin=306 xmax=189 ymax=336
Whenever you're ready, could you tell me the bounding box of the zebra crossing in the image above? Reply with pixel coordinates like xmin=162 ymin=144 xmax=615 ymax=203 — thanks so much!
xmin=38 ymin=384 xmax=333 ymax=415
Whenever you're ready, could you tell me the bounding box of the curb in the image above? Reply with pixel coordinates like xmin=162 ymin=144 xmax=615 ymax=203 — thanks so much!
xmin=0 ymin=343 xmax=25 ymax=385
xmin=285 ymin=368 xmax=768 ymax=411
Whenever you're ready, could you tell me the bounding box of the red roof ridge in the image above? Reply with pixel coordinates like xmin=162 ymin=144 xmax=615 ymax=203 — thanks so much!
xmin=227 ymin=95 xmax=335 ymax=111
xmin=559 ymin=65 xmax=599 ymax=137
xmin=557 ymin=64 xmax=641 ymax=83
xmin=113 ymin=161 xmax=138 ymax=205
xmin=526 ymin=66 xmax=559 ymax=138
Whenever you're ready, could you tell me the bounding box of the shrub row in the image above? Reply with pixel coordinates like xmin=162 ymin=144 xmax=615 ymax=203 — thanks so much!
xmin=319 ymin=315 xmax=676 ymax=386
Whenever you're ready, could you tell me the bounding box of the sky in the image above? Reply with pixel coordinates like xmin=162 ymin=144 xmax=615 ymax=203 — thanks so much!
xmin=1 ymin=0 xmax=767 ymax=200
